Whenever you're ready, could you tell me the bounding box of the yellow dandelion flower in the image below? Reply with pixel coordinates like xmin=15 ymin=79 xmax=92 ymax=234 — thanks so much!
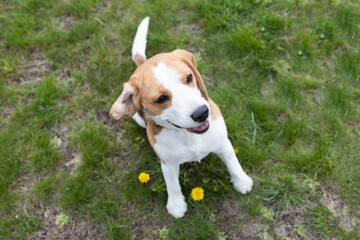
xmin=138 ymin=172 xmax=150 ymax=183
xmin=135 ymin=136 xmax=142 ymax=141
xmin=191 ymin=187 xmax=204 ymax=201
xmin=234 ymin=148 xmax=239 ymax=154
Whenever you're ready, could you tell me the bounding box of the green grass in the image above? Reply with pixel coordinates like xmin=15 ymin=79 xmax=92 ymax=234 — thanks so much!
xmin=1 ymin=0 xmax=360 ymax=239
xmin=260 ymin=174 xmax=306 ymax=211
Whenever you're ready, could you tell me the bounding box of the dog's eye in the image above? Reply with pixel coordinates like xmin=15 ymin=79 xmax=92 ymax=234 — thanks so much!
xmin=155 ymin=95 xmax=169 ymax=104
xmin=186 ymin=74 xmax=193 ymax=84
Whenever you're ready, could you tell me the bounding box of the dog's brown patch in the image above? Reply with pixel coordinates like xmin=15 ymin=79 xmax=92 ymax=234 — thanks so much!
xmin=171 ymin=49 xmax=209 ymax=100
xmin=146 ymin=118 xmax=166 ymax=164
xmin=139 ymin=77 xmax=173 ymax=116
xmin=134 ymin=53 xmax=146 ymax=67
xmin=146 ymin=118 xmax=163 ymax=147
xmin=209 ymin=98 xmax=221 ymax=120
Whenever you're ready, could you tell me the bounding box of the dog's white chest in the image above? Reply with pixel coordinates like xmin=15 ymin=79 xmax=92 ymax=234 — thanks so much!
xmin=154 ymin=116 xmax=227 ymax=164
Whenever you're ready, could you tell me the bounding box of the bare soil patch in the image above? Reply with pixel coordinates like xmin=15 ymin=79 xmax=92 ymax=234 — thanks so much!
xmin=321 ymin=186 xmax=360 ymax=232
xmin=274 ymin=206 xmax=317 ymax=240
xmin=120 ymin=202 xmax=165 ymax=239
xmin=31 ymin=205 xmax=102 ymax=240
xmin=215 ymin=200 xmax=265 ymax=240
xmin=7 ymin=52 xmax=73 ymax=85
xmin=12 ymin=53 xmax=53 ymax=85
xmin=59 ymin=15 xmax=76 ymax=31
xmin=98 ymin=111 xmax=128 ymax=141
xmin=54 ymin=124 xmax=82 ymax=175
xmin=15 ymin=172 xmax=42 ymax=195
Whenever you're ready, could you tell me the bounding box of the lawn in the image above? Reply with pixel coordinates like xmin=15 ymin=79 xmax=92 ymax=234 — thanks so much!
xmin=0 ymin=0 xmax=359 ymax=239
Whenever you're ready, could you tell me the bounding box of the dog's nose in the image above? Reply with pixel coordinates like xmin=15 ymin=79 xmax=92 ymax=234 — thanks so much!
xmin=191 ymin=105 xmax=209 ymax=122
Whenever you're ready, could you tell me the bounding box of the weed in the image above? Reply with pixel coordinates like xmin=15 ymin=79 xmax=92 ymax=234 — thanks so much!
xmin=257 ymin=230 xmax=269 ymax=240
xmin=302 ymin=174 xmax=320 ymax=193
xmin=218 ymin=231 xmax=228 ymax=240
xmin=329 ymin=0 xmax=341 ymax=7
xmin=55 ymin=213 xmax=69 ymax=227
xmin=260 ymin=207 xmax=275 ymax=221
xmin=293 ymin=223 xmax=308 ymax=240
xmin=159 ymin=226 xmax=170 ymax=240
xmin=0 ymin=59 xmax=14 ymax=74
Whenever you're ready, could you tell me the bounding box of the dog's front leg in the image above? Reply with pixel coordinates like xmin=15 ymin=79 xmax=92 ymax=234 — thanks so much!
xmin=215 ymin=138 xmax=253 ymax=194
xmin=161 ymin=163 xmax=187 ymax=218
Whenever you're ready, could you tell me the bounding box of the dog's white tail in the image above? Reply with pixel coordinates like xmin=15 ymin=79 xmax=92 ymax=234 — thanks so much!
xmin=131 ymin=17 xmax=150 ymax=128
xmin=132 ymin=17 xmax=150 ymax=67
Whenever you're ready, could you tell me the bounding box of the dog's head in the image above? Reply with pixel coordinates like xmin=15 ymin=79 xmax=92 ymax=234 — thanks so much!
xmin=110 ymin=49 xmax=210 ymax=133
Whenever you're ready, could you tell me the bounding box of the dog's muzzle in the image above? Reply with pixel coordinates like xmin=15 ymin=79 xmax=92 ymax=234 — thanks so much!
xmin=167 ymin=119 xmax=210 ymax=134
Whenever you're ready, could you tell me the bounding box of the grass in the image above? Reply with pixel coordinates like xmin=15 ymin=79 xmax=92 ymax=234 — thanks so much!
xmin=260 ymin=174 xmax=306 ymax=211
xmin=309 ymin=203 xmax=360 ymax=240
xmin=1 ymin=0 xmax=360 ymax=239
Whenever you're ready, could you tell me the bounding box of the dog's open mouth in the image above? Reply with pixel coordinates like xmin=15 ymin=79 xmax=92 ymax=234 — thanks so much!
xmin=187 ymin=120 xmax=210 ymax=134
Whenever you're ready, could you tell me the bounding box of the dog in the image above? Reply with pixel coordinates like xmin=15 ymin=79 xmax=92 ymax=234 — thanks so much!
xmin=109 ymin=17 xmax=253 ymax=218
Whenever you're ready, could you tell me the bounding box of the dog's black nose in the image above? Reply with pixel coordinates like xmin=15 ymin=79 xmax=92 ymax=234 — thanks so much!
xmin=191 ymin=105 xmax=209 ymax=122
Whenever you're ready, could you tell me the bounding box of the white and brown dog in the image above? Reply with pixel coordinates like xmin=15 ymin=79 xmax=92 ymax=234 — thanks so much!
xmin=110 ymin=17 xmax=253 ymax=218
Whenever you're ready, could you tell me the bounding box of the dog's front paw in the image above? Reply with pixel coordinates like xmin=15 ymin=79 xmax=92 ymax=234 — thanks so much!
xmin=233 ymin=175 xmax=253 ymax=194
xmin=166 ymin=197 xmax=187 ymax=218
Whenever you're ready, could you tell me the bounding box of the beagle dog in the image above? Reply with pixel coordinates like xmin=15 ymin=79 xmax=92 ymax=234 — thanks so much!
xmin=110 ymin=17 xmax=253 ymax=218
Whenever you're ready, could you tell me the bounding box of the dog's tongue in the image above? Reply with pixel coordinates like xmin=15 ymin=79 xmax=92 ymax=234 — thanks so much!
xmin=189 ymin=120 xmax=209 ymax=132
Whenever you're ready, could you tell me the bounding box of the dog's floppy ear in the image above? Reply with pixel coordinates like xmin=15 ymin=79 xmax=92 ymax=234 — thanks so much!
xmin=172 ymin=49 xmax=209 ymax=101
xmin=109 ymin=77 xmax=141 ymax=120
